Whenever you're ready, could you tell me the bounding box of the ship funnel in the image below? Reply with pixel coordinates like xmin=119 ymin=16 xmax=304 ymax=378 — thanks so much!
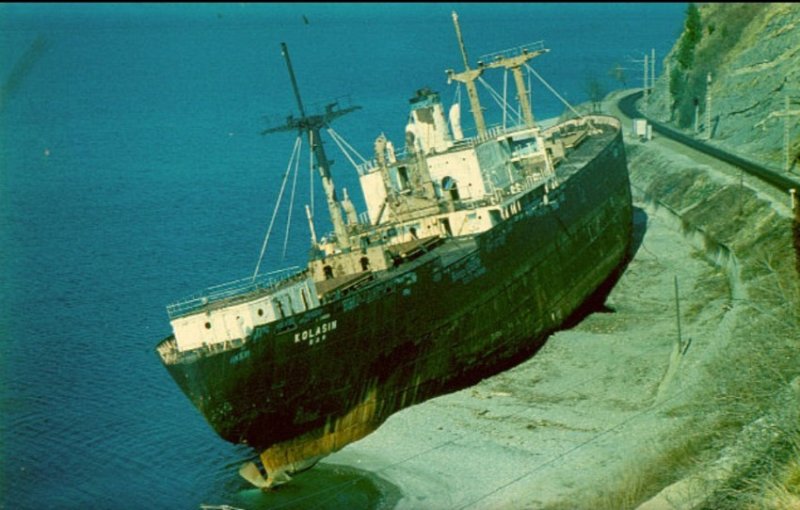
xmin=449 ymin=103 xmax=464 ymax=141
xmin=407 ymin=88 xmax=452 ymax=154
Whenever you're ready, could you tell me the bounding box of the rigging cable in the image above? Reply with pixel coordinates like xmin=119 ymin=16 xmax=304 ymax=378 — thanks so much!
xmin=332 ymin=127 xmax=369 ymax=163
xmin=252 ymin=135 xmax=302 ymax=280
xmin=281 ymin=135 xmax=303 ymax=261
xmin=478 ymin=76 xmax=523 ymax=125
xmin=524 ymin=63 xmax=584 ymax=119
xmin=502 ymin=68 xmax=509 ymax=129
xmin=309 ymin=129 xmax=315 ymax=219
xmin=327 ymin=127 xmax=369 ymax=170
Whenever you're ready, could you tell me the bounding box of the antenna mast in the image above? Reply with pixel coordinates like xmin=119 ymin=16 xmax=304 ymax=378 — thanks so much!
xmin=263 ymin=42 xmax=361 ymax=251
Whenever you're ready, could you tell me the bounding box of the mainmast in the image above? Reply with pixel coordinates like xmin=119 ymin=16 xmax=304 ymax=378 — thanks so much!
xmin=263 ymin=42 xmax=360 ymax=251
xmin=484 ymin=42 xmax=549 ymax=127
xmin=446 ymin=11 xmax=487 ymax=139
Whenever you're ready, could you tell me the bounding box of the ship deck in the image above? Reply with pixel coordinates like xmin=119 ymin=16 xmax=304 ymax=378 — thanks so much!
xmin=554 ymin=123 xmax=617 ymax=181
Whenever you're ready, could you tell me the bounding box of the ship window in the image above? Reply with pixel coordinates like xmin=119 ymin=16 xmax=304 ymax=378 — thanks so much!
xmin=205 ymin=322 xmax=212 ymax=329
xmin=323 ymin=265 xmax=334 ymax=280
xmin=398 ymin=166 xmax=411 ymax=190
xmin=360 ymin=257 xmax=370 ymax=271
xmin=441 ymin=176 xmax=460 ymax=201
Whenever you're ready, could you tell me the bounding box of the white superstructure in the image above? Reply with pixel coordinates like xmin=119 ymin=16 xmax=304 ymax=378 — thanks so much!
xmin=168 ymin=271 xmax=319 ymax=352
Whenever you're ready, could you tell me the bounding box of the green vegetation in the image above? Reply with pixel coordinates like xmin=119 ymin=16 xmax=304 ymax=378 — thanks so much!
xmin=670 ymin=3 xmax=702 ymax=126
xmin=669 ymin=3 xmax=768 ymax=128
xmin=676 ymin=3 xmax=702 ymax=69
xmin=583 ymin=72 xmax=607 ymax=113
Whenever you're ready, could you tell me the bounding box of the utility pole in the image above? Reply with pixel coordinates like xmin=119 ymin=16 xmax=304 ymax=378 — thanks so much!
xmin=665 ymin=59 xmax=671 ymax=117
xmin=643 ymin=53 xmax=649 ymax=104
xmin=705 ymin=73 xmax=712 ymax=140
xmin=628 ymin=53 xmax=649 ymax=112
xmin=674 ymin=275 xmax=683 ymax=353
xmin=651 ymin=48 xmax=655 ymax=95
xmin=755 ymin=94 xmax=800 ymax=173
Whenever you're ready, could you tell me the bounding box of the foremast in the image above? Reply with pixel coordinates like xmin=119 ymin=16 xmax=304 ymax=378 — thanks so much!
xmin=446 ymin=11 xmax=487 ymax=138
xmin=262 ymin=42 xmax=360 ymax=252
xmin=446 ymin=11 xmax=548 ymax=135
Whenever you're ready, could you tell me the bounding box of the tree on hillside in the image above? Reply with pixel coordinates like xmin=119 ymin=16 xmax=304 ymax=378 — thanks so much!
xmin=677 ymin=3 xmax=702 ymax=69
xmin=609 ymin=63 xmax=628 ymax=87
xmin=672 ymin=3 xmax=703 ymax=126
xmin=584 ymin=72 xmax=607 ymax=113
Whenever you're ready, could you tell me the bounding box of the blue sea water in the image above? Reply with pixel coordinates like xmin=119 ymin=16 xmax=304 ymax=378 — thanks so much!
xmin=0 ymin=3 xmax=687 ymax=509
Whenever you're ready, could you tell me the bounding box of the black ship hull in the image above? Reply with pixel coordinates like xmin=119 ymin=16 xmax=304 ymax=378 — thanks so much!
xmin=158 ymin=126 xmax=633 ymax=480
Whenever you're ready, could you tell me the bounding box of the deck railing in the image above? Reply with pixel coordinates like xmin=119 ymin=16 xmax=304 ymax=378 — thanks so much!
xmin=166 ymin=266 xmax=303 ymax=319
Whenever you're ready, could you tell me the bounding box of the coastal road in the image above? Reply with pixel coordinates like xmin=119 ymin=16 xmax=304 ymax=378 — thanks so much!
xmin=615 ymin=90 xmax=800 ymax=195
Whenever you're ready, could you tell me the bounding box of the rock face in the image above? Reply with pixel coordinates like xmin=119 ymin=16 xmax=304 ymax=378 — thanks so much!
xmin=646 ymin=3 xmax=800 ymax=171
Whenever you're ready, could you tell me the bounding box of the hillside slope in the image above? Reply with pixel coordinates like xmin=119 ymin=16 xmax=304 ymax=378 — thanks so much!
xmin=647 ymin=3 xmax=800 ymax=172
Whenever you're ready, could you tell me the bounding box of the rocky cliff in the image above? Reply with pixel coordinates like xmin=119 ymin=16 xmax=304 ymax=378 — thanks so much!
xmin=646 ymin=3 xmax=800 ymax=172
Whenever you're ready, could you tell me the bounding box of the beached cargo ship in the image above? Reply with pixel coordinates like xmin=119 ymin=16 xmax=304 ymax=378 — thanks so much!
xmin=156 ymin=12 xmax=633 ymax=488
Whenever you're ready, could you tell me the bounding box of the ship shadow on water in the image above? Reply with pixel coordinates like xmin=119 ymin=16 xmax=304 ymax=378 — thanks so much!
xmin=221 ymin=462 xmax=401 ymax=510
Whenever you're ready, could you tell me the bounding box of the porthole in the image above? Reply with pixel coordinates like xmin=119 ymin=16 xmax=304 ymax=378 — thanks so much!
xmin=205 ymin=322 xmax=212 ymax=329
xmin=257 ymin=308 xmax=264 ymax=317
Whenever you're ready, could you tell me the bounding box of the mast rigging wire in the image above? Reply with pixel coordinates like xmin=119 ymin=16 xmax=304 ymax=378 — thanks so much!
xmin=524 ymin=63 xmax=584 ymax=119
xmin=252 ymin=135 xmax=302 ymax=280
xmin=308 ymin=130 xmax=315 ymax=219
xmin=502 ymin=69 xmax=509 ymax=129
xmin=281 ymin=134 xmax=303 ymax=261
xmin=327 ymin=127 xmax=369 ymax=168
xmin=478 ymin=76 xmax=523 ymax=125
